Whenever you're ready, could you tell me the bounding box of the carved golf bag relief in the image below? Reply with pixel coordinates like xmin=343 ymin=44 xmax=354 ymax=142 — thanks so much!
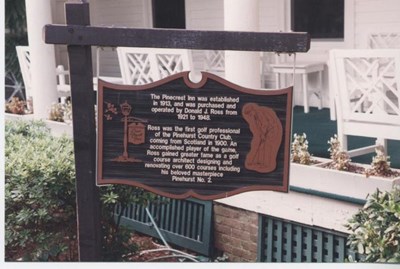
xmin=104 ymin=100 xmax=146 ymax=162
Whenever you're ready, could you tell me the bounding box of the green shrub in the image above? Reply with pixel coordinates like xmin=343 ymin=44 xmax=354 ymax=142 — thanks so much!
xmin=5 ymin=119 xmax=49 ymax=138
xmin=5 ymin=120 xmax=151 ymax=261
xmin=5 ymin=120 xmax=77 ymax=261
xmin=346 ymin=187 xmax=400 ymax=263
xmin=100 ymin=185 xmax=155 ymax=261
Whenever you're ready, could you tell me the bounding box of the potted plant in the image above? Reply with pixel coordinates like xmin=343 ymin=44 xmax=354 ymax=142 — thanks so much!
xmin=289 ymin=134 xmax=400 ymax=201
xmin=5 ymin=100 xmax=73 ymax=137
xmin=5 ymin=97 xmax=27 ymax=115
xmin=291 ymin=133 xmax=312 ymax=165
xmin=5 ymin=97 xmax=35 ymax=121
xmin=45 ymin=101 xmax=73 ymax=137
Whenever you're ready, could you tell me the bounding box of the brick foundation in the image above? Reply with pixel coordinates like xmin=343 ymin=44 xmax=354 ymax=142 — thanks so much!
xmin=213 ymin=203 xmax=258 ymax=262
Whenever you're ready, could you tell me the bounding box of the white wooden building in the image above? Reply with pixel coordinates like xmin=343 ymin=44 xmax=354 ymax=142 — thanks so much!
xmin=27 ymin=0 xmax=400 ymax=118
xmin=51 ymin=0 xmax=400 ymax=106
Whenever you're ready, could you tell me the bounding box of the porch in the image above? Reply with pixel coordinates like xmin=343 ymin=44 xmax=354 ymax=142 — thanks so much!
xmin=16 ymin=0 xmax=400 ymax=118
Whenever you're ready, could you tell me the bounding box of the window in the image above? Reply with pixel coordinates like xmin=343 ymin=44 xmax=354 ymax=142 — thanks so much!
xmin=291 ymin=0 xmax=344 ymax=39
xmin=152 ymin=0 xmax=186 ymax=29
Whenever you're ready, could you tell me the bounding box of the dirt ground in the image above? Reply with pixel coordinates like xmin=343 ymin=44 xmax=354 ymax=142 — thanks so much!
xmin=125 ymin=233 xmax=200 ymax=262
xmin=7 ymin=233 xmax=199 ymax=262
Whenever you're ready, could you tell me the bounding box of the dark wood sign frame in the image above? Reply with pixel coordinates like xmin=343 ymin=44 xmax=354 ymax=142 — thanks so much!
xmin=97 ymin=72 xmax=293 ymax=200
xmin=44 ymin=1 xmax=310 ymax=261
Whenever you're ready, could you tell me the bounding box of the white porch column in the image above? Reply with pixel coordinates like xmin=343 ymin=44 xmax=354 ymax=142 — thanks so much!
xmin=224 ymin=0 xmax=260 ymax=89
xmin=25 ymin=0 xmax=58 ymax=120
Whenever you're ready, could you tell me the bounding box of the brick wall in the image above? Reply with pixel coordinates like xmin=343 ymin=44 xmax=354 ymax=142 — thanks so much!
xmin=213 ymin=203 xmax=259 ymax=262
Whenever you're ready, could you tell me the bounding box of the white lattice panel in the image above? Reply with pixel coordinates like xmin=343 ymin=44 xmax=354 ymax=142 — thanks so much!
xmin=156 ymin=54 xmax=185 ymax=78
xmin=16 ymin=46 xmax=71 ymax=99
xmin=16 ymin=46 xmax=32 ymax=98
xmin=369 ymin=33 xmax=400 ymax=49
xmin=204 ymin=50 xmax=225 ymax=72
xmin=126 ymin=53 xmax=153 ymax=85
xmin=117 ymin=47 xmax=193 ymax=85
xmin=329 ymin=49 xmax=400 ymax=156
xmin=338 ymin=51 xmax=400 ymax=125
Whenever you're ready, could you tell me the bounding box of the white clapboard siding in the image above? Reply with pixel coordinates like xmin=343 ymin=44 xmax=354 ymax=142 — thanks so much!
xmin=259 ymin=0 xmax=283 ymax=88
xmin=90 ymin=0 xmax=150 ymax=27
xmin=259 ymin=0 xmax=282 ymax=32
xmin=91 ymin=0 xmax=151 ymax=77
xmin=186 ymin=0 xmax=224 ymax=30
xmin=52 ymin=0 xmax=151 ymax=78
xmin=186 ymin=0 xmax=224 ymax=71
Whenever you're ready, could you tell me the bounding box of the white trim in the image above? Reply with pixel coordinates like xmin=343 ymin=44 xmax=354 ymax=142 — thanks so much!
xmin=278 ymin=0 xmax=286 ymax=31
xmin=216 ymin=190 xmax=361 ymax=233
xmin=143 ymin=0 xmax=153 ymax=28
xmin=344 ymin=0 xmax=355 ymax=48
xmin=275 ymin=0 xmax=287 ymax=31
xmin=185 ymin=0 xmax=191 ymax=29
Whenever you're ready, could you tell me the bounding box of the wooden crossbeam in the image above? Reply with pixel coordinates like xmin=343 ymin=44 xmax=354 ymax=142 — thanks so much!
xmin=44 ymin=25 xmax=310 ymax=53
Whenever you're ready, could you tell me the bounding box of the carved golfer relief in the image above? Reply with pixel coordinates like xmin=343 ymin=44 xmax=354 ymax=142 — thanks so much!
xmin=242 ymin=103 xmax=283 ymax=173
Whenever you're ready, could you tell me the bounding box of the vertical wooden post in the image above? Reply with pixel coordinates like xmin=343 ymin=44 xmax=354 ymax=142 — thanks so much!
xmin=65 ymin=2 xmax=102 ymax=261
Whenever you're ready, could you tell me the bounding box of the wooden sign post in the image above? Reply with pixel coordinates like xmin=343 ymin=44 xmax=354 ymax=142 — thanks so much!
xmin=44 ymin=1 xmax=310 ymax=261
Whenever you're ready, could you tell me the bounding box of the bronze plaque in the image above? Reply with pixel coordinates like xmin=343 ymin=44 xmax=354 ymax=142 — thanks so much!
xmin=97 ymin=72 xmax=292 ymax=200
